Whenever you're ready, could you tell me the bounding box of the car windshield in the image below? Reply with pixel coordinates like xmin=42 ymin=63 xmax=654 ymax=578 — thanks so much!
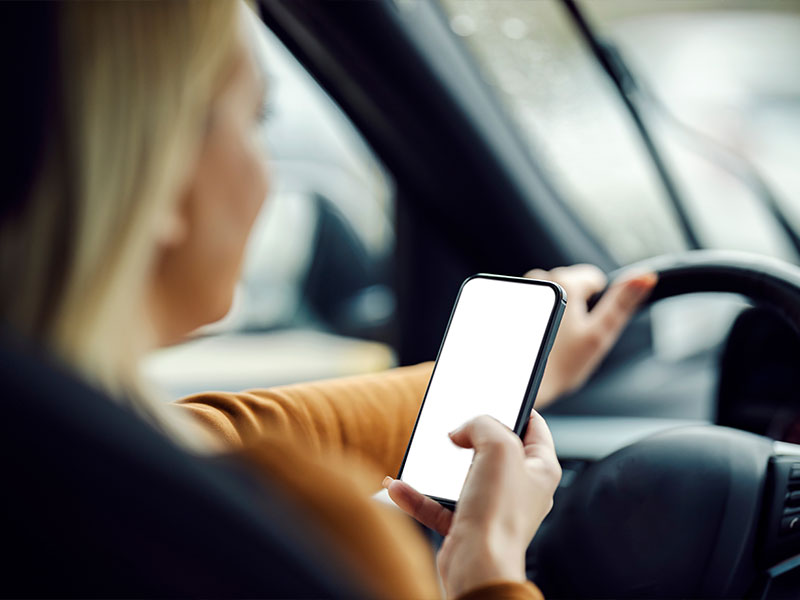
xmin=439 ymin=0 xmax=800 ymax=264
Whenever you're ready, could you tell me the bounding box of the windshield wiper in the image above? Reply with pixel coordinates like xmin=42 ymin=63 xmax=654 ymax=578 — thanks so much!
xmin=561 ymin=0 xmax=701 ymax=250
xmin=636 ymin=72 xmax=800 ymax=260
xmin=561 ymin=0 xmax=800 ymax=260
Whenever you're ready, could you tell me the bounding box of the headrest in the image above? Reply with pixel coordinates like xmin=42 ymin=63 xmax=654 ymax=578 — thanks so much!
xmin=0 ymin=3 xmax=58 ymax=221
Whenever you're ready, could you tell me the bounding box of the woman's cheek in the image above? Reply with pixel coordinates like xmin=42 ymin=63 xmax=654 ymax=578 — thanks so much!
xmin=216 ymin=139 xmax=267 ymax=304
xmin=244 ymin=146 xmax=268 ymax=230
xmin=191 ymin=108 xmax=269 ymax=316
xmin=190 ymin=142 xmax=263 ymax=322
xmin=245 ymin=126 xmax=270 ymax=222
xmin=228 ymin=144 xmax=267 ymax=273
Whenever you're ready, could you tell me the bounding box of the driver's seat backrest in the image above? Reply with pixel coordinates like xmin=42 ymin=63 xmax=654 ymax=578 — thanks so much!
xmin=0 ymin=334 xmax=366 ymax=598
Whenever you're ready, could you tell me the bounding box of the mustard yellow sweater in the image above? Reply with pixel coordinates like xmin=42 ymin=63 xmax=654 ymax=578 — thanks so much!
xmin=175 ymin=362 xmax=544 ymax=600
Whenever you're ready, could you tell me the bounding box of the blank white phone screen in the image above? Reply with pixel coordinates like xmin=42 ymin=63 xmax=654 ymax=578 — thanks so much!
xmin=400 ymin=277 xmax=558 ymax=503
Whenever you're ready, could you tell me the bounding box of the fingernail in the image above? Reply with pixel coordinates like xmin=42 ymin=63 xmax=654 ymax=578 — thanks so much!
xmin=625 ymin=273 xmax=657 ymax=299
xmin=382 ymin=476 xmax=393 ymax=489
xmin=638 ymin=272 xmax=658 ymax=287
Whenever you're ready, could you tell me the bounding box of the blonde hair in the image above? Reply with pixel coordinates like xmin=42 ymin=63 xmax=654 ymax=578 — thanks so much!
xmin=0 ymin=1 xmax=241 ymax=449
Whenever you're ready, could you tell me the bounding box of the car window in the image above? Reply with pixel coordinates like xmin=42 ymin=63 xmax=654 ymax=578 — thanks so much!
xmin=583 ymin=0 xmax=800 ymax=261
xmin=145 ymin=22 xmax=397 ymax=398
xmin=439 ymin=0 xmax=800 ymax=264
xmin=439 ymin=0 xmax=688 ymax=264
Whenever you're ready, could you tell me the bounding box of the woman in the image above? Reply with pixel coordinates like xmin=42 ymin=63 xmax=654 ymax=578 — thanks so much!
xmin=0 ymin=1 xmax=655 ymax=598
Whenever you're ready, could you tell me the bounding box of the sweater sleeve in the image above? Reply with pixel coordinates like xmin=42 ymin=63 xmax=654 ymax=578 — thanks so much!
xmin=174 ymin=362 xmax=433 ymax=479
xmin=238 ymin=434 xmax=545 ymax=600
xmin=175 ymin=365 xmax=547 ymax=600
xmin=455 ymin=581 xmax=544 ymax=600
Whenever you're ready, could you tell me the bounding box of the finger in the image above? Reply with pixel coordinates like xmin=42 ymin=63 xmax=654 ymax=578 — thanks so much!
xmin=525 ymin=264 xmax=606 ymax=291
xmin=522 ymin=411 xmax=556 ymax=457
xmin=449 ymin=415 xmax=521 ymax=454
xmin=589 ymin=272 xmax=657 ymax=340
xmin=385 ymin=478 xmax=453 ymax=536
xmin=522 ymin=410 xmax=556 ymax=455
xmin=524 ymin=268 xmax=548 ymax=280
xmin=551 ymin=263 xmax=606 ymax=284
xmin=521 ymin=413 xmax=561 ymax=490
xmin=550 ymin=264 xmax=607 ymax=303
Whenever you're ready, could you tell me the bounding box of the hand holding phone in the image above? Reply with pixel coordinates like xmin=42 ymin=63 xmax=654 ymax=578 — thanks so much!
xmin=396 ymin=274 xmax=565 ymax=508
xmin=385 ymin=404 xmax=562 ymax=597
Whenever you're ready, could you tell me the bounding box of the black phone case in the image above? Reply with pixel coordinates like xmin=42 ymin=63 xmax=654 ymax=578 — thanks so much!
xmin=395 ymin=273 xmax=567 ymax=510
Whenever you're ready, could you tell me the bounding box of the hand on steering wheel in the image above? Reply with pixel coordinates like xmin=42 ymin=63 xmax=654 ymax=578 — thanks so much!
xmin=525 ymin=264 xmax=657 ymax=408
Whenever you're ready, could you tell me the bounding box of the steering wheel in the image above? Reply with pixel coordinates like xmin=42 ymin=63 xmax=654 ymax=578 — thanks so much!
xmin=537 ymin=250 xmax=800 ymax=599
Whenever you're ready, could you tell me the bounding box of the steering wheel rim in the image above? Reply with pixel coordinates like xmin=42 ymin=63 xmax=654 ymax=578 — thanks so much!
xmin=538 ymin=250 xmax=800 ymax=599
xmin=589 ymin=249 xmax=800 ymax=332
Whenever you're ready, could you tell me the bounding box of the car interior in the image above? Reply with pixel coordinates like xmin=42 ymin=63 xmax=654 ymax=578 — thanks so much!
xmin=248 ymin=1 xmax=800 ymax=596
xmin=252 ymin=1 xmax=800 ymax=598
xmin=6 ymin=0 xmax=800 ymax=598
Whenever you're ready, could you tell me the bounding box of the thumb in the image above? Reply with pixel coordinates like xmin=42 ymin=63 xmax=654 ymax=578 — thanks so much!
xmin=448 ymin=415 xmax=511 ymax=451
xmin=448 ymin=423 xmax=476 ymax=449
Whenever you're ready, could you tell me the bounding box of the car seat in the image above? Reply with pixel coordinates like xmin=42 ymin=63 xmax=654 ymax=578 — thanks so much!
xmin=0 ymin=332 xmax=366 ymax=598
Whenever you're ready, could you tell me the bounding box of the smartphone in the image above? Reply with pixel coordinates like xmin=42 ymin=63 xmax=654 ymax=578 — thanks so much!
xmin=397 ymin=274 xmax=566 ymax=509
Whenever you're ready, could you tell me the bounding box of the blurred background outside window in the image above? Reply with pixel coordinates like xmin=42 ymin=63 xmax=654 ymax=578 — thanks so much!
xmin=441 ymin=0 xmax=800 ymax=264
